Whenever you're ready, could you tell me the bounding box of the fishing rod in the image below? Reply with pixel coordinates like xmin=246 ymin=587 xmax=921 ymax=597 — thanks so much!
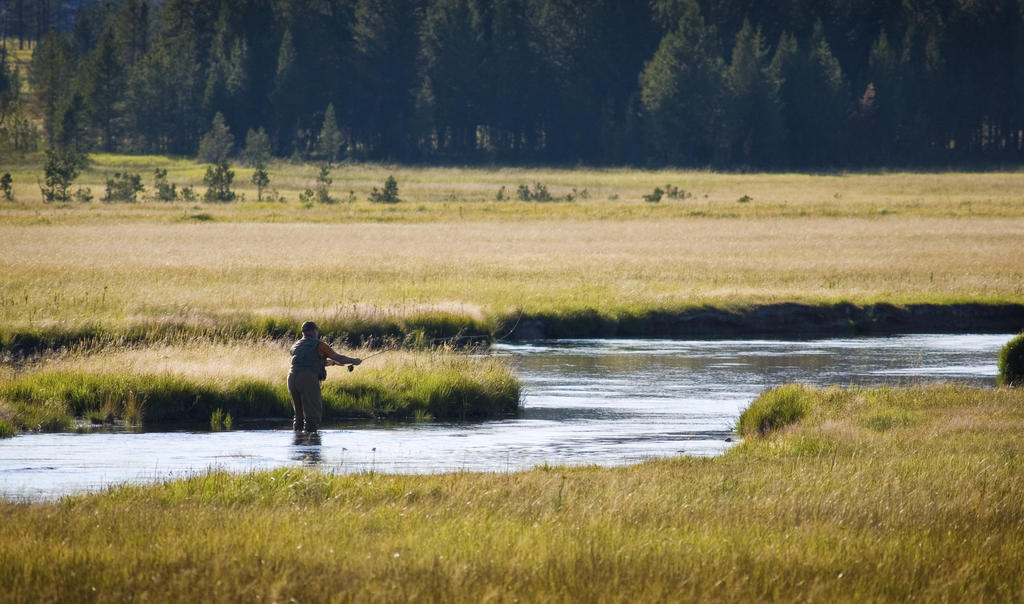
xmin=344 ymin=347 xmax=390 ymax=371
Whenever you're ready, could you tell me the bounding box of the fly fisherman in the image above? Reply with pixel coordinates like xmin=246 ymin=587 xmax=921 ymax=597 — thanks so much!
xmin=288 ymin=321 xmax=361 ymax=434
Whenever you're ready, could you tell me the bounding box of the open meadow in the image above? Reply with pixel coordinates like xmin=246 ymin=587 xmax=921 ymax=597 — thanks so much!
xmin=2 ymin=156 xmax=1023 ymax=599
xmin=2 ymin=155 xmax=1023 ymax=344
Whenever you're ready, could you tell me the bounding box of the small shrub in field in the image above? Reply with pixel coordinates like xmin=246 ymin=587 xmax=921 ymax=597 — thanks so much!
xmin=72 ymin=187 xmax=93 ymax=203
xmin=664 ymin=184 xmax=691 ymax=199
xmin=39 ymin=148 xmax=81 ymax=203
xmin=1 ymin=172 xmax=13 ymax=200
xmin=516 ymin=182 xmax=552 ymax=202
xmin=566 ymin=187 xmax=588 ymax=201
xmin=180 ymin=185 xmax=197 ymax=203
xmin=315 ymin=164 xmax=333 ymax=203
xmin=369 ymin=175 xmax=401 ymax=203
xmin=153 ymin=168 xmax=177 ymax=202
xmin=203 ymin=160 xmax=236 ymax=203
xmin=251 ymin=162 xmax=270 ymax=202
xmin=103 ymin=172 xmax=144 ymax=203
xmin=643 ymin=187 xmax=663 ymax=203
xmin=737 ymin=194 xmax=753 ymax=203
xmin=644 ymin=185 xmax=688 ymax=203
xmin=737 ymin=384 xmax=814 ymax=437
xmin=998 ymin=333 xmax=1024 ymax=386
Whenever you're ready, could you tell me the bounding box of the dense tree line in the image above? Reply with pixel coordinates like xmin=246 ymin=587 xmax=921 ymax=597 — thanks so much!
xmin=0 ymin=0 xmax=83 ymax=48
xmin=10 ymin=0 xmax=1024 ymax=168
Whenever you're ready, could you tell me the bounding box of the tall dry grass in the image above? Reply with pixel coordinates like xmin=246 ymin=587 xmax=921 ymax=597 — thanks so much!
xmin=3 ymin=217 xmax=1021 ymax=341
xmin=4 ymin=158 xmax=1022 ymax=348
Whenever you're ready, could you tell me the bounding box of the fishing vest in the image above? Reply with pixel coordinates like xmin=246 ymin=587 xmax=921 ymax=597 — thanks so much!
xmin=290 ymin=337 xmax=326 ymax=380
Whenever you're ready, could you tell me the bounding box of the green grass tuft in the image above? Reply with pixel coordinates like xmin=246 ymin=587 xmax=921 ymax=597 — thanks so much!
xmin=997 ymin=332 xmax=1024 ymax=386
xmin=737 ymin=383 xmax=815 ymax=437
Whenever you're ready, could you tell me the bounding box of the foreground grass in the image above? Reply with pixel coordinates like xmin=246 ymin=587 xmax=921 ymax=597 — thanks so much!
xmin=0 ymin=342 xmax=520 ymax=435
xmin=0 ymin=383 xmax=1020 ymax=601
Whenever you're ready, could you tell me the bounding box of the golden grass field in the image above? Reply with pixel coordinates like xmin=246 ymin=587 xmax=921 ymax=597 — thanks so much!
xmin=1 ymin=384 xmax=1021 ymax=601
xmin=2 ymin=155 xmax=1022 ymax=338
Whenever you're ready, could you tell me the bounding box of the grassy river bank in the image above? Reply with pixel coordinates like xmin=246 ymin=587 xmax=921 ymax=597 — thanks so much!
xmin=0 ymin=342 xmax=519 ymax=437
xmin=1 ymin=383 xmax=1021 ymax=601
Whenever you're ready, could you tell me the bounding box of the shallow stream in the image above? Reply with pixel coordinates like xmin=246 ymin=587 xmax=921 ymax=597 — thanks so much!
xmin=0 ymin=334 xmax=1011 ymax=501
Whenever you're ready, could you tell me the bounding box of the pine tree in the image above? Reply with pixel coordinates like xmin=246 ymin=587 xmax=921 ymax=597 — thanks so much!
xmin=55 ymin=91 xmax=92 ymax=158
xmin=639 ymin=0 xmax=724 ymax=164
xmin=242 ymin=127 xmax=272 ymax=167
xmin=251 ymin=160 xmax=270 ymax=202
xmin=0 ymin=48 xmax=14 ymax=120
xmin=40 ymin=148 xmax=81 ymax=203
xmin=197 ymin=112 xmax=234 ymax=163
xmin=774 ymin=22 xmax=850 ymax=167
xmin=203 ymin=159 xmax=235 ymax=203
xmin=416 ymin=0 xmax=487 ymax=155
xmin=863 ymin=29 xmax=905 ymax=163
xmin=351 ymin=0 xmax=420 ymax=159
xmin=29 ymin=30 xmax=73 ymax=145
xmin=724 ymin=20 xmax=784 ymax=166
xmin=271 ymin=28 xmax=302 ymax=155
xmin=76 ymin=29 xmax=123 ymax=151
xmin=111 ymin=0 xmax=150 ymax=69
xmin=127 ymin=33 xmax=202 ymax=154
xmin=315 ymin=103 xmax=343 ymax=162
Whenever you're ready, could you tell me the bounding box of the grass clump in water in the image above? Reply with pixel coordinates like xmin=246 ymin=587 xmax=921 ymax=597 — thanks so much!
xmin=998 ymin=332 xmax=1024 ymax=386
xmin=737 ymin=383 xmax=815 ymax=437
xmin=209 ymin=408 xmax=232 ymax=431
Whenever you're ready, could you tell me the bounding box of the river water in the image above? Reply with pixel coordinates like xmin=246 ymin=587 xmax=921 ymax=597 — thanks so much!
xmin=0 ymin=334 xmax=1011 ymax=501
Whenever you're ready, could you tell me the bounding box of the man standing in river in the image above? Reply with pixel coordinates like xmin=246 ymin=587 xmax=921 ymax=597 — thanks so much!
xmin=288 ymin=321 xmax=361 ymax=434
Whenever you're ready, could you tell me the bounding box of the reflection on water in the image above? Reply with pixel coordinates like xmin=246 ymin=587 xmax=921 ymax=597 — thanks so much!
xmin=292 ymin=432 xmax=323 ymax=465
xmin=0 ymin=334 xmax=1011 ymax=500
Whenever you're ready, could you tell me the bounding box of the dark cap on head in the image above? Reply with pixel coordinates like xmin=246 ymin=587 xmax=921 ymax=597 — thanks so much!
xmin=301 ymin=321 xmax=318 ymax=333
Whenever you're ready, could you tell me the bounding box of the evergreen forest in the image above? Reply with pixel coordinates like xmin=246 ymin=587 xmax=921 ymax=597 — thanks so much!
xmin=3 ymin=0 xmax=1024 ymax=168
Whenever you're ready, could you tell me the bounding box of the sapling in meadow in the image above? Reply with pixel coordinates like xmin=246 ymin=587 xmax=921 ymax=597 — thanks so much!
xmin=102 ymin=172 xmax=144 ymax=202
xmin=203 ymin=160 xmax=236 ymax=202
xmin=39 ymin=148 xmax=81 ymax=203
xmin=0 ymin=172 xmax=13 ymax=200
xmin=315 ymin=164 xmax=332 ymax=203
xmin=153 ymin=168 xmax=177 ymax=201
xmin=251 ymin=161 xmax=270 ymax=202
xmin=369 ymin=175 xmax=401 ymax=203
